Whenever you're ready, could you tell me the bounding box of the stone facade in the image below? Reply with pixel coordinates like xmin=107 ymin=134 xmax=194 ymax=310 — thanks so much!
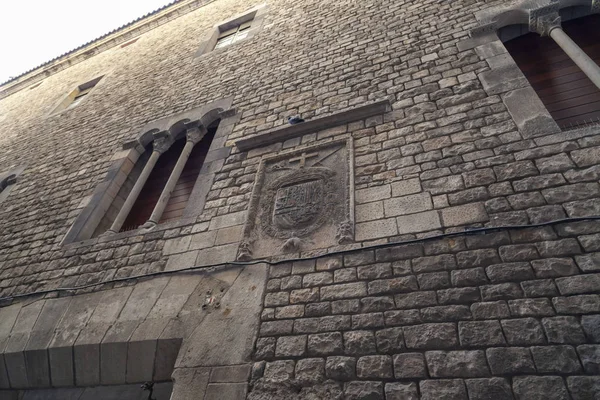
xmin=0 ymin=0 xmax=599 ymax=399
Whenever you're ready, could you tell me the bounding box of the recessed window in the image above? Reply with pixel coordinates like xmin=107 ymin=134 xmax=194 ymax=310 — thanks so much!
xmin=214 ymin=21 xmax=252 ymax=49
xmin=0 ymin=167 xmax=25 ymax=207
xmin=195 ymin=5 xmax=268 ymax=57
xmin=502 ymin=13 xmax=600 ymax=130
xmin=52 ymin=76 xmax=103 ymax=114
xmin=67 ymin=85 xmax=93 ymax=109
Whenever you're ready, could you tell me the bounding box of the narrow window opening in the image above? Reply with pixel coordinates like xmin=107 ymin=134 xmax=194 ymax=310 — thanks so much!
xmin=160 ymin=119 xmax=220 ymax=223
xmin=120 ymin=138 xmax=185 ymax=232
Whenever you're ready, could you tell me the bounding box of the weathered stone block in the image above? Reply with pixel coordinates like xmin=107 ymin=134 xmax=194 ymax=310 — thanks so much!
xmin=531 ymin=345 xmax=582 ymax=373
xmin=501 ymin=318 xmax=546 ymax=345
xmin=396 ymin=211 xmax=442 ymax=234
xmin=567 ymin=376 xmax=600 ymax=400
xmin=420 ymin=379 xmax=467 ymax=400
xmin=441 ymin=203 xmax=488 ymax=227
xmin=325 ymin=356 xmax=356 ymax=381
xmin=471 ymin=301 xmax=510 ymax=320
xmin=275 ymin=335 xmax=307 ymax=357
xmin=486 ymin=347 xmax=535 ymax=375
xmin=465 ymin=378 xmax=513 ymax=400
xmin=308 ymin=332 xmax=343 ymax=356
xmin=344 ymin=381 xmax=384 ymax=400
xmin=508 ymin=298 xmax=555 ymax=317
xmin=512 ymin=376 xmax=570 ymax=400
xmin=356 ymin=355 xmax=393 ymax=378
xmin=542 ymin=316 xmax=586 ymax=344
xmin=582 ymin=314 xmax=600 ymax=342
xmin=404 ymin=323 xmax=458 ymax=349
xmin=374 ymin=327 xmax=404 ymax=353
xmin=459 ymin=321 xmax=506 ymax=347
xmin=368 ymin=276 xmax=418 ymax=295
xmin=295 ymin=358 xmax=325 ymax=384
xmin=343 ymin=331 xmax=376 ymax=356
xmin=577 ymin=345 xmax=600 ymax=374
xmin=426 ymin=350 xmax=489 ymax=378
xmin=385 ymin=382 xmax=419 ymax=400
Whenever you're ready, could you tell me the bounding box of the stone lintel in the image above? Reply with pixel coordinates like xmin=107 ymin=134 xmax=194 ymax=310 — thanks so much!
xmin=235 ymin=100 xmax=390 ymax=151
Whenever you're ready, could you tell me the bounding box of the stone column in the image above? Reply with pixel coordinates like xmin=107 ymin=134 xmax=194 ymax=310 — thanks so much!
xmin=529 ymin=2 xmax=600 ymax=90
xmin=106 ymin=133 xmax=173 ymax=234
xmin=141 ymin=121 xmax=206 ymax=228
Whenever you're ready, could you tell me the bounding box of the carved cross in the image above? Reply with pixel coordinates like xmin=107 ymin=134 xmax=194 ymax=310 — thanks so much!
xmin=289 ymin=152 xmax=319 ymax=167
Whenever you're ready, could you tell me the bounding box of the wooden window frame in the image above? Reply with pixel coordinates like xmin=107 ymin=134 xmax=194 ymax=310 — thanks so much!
xmin=195 ymin=4 xmax=268 ymax=57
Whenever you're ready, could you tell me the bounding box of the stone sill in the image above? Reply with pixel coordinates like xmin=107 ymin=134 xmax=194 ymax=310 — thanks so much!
xmin=234 ymin=100 xmax=391 ymax=151
xmin=62 ymin=217 xmax=197 ymax=250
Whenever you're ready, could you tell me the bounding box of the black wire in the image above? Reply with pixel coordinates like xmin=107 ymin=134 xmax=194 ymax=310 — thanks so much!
xmin=1 ymin=216 xmax=599 ymax=303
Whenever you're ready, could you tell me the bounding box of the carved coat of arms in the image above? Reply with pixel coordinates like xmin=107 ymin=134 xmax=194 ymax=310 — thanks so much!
xmin=237 ymin=139 xmax=354 ymax=260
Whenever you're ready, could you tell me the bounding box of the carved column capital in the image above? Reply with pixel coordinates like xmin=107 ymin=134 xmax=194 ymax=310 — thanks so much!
xmin=152 ymin=132 xmax=174 ymax=154
xmin=529 ymin=2 xmax=561 ymax=36
xmin=184 ymin=120 xmax=207 ymax=144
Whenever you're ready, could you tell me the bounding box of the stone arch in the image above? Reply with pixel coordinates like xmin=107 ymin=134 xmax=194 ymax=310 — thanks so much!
xmin=168 ymin=118 xmax=192 ymax=142
xmin=472 ymin=0 xmax=598 ymax=37
xmin=138 ymin=128 xmax=161 ymax=148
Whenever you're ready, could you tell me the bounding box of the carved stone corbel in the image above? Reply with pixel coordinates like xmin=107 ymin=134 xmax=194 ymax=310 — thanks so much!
xmin=336 ymin=220 xmax=354 ymax=245
xmin=529 ymin=1 xmax=561 ymax=36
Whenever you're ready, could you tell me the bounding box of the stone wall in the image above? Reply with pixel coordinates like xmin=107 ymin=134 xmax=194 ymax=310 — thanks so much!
xmin=249 ymin=224 xmax=600 ymax=399
xmin=0 ymin=0 xmax=599 ymax=398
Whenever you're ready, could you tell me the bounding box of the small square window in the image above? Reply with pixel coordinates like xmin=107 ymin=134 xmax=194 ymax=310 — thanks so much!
xmin=214 ymin=21 xmax=253 ymax=49
xmin=52 ymin=76 xmax=103 ymax=114
xmin=195 ymin=5 xmax=268 ymax=58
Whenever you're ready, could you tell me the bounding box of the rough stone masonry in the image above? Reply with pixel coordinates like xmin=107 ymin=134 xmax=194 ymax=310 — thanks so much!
xmin=0 ymin=0 xmax=599 ymax=398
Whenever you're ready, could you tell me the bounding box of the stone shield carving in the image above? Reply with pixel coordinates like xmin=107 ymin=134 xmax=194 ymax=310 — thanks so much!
xmin=262 ymin=168 xmax=336 ymax=239
xmin=238 ymin=139 xmax=354 ymax=259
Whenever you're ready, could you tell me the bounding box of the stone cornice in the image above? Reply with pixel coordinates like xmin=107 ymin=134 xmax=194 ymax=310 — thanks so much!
xmin=0 ymin=0 xmax=217 ymax=99
xmin=234 ymin=100 xmax=391 ymax=151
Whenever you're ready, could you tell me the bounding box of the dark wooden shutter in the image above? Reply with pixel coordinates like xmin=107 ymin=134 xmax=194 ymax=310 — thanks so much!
xmin=504 ymin=14 xmax=600 ymax=129
xmin=159 ymin=123 xmax=218 ymax=223
xmin=120 ymin=138 xmax=185 ymax=231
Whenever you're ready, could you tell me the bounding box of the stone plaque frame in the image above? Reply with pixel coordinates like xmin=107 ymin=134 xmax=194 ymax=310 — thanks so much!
xmin=237 ymin=138 xmax=355 ymax=260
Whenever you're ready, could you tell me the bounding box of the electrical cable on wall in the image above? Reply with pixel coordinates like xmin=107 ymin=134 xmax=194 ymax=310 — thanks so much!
xmin=1 ymin=215 xmax=599 ymax=304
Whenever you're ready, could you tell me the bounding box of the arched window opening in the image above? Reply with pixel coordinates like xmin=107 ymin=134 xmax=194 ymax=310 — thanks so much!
xmin=502 ymin=13 xmax=600 ymax=130
xmin=160 ymin=119 xmax=220 ymax=223
xmin=120 ymin=138 xmax=186 ymax=232
xmin=115 ymin=118 xmax=220 ymax=232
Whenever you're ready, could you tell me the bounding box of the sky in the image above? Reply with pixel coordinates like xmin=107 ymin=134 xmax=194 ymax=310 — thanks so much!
xmin=0 ymin=0 xmax=176 ymax=84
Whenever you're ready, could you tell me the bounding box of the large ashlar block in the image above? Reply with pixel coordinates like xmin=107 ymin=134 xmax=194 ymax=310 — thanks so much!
xmin=503 ymin=87 xmax=561 ymax=139
xmin=396 ymin=211 xmax=442 ymax=235
xmin=441 ymin=203 xmax=489 ymax=227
